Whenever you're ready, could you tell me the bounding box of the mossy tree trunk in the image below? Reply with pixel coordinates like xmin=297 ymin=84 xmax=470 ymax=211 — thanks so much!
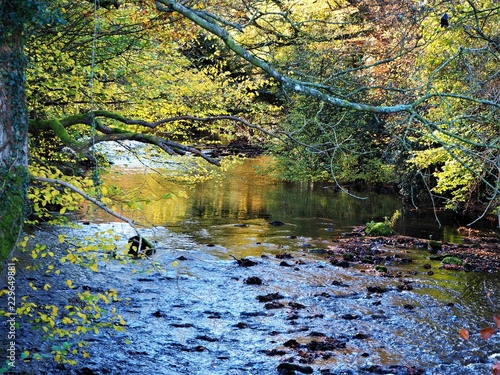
xmin=0 ymin=1 xmax=29 ymax=260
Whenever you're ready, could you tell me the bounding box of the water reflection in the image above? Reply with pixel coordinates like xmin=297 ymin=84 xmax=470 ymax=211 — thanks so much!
xmin=87 ymin=156 xmax=488 ymax=244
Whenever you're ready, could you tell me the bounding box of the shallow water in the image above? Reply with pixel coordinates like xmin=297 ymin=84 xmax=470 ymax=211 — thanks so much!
xmin=1 ymin=156 xmax=499 ymax=374
xmin=85 ymin=156 xmax=497 ymax=243
xmin=2 ymin=221 xmax=499 ymax=375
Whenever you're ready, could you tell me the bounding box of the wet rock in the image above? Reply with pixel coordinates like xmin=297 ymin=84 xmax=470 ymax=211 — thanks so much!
xmin=341 ymin=313 xmax=359 ymax=320
xmin=170 ymin=322 xmax=194 ymax=328
xmin=265 ymin=301 xmax=285 ymax=309
xmin=331 ymin=280 xmax=348 ymax=287
xmin=277 ymin=363 xmax=313 ymax=374
xmin=127 ymin=235 xmax=155 ymax=257
xmin=399 ymin=258 xmax=412 ymax=264
xmin=403 ymin=304 xmax=415 ymax=310
xmin=269 ymin=220 xmax=285 ymax=226
xmin=234 ymin=322 xmax=248 ymax=329
xmin=176 ymin=255 xmax=188 ymax=261
xmin=397 ymin=282 xmax=413 ymax=291
xmin=306 ymin=337 xmax=347 ymax=351
xmin=233 ymin=223 xmax=248 ymax=227
xmin=309 ymin=248 xmax=328 ymax=254
xmin=277 ymin=253 xmax=294 ymax=259
xmin=289 ymin=302 xmax=306 ymax=309
xmin=231 ymin=255 xmax=258 ymax=267
xmin=309 ymin=331 xmax=326 ymax=337
xmin=283 ymin=339 xmax=301 ymax=348
xmin=422 ymin=263 xmax=431 ymax=269
xmin=367 ymin=286 xmax=388 ymax=294
xmin=315 ymin=292 xmax=331 ymax=298
xmin=265 ymin=348 xmax=287 ymax=356
xmin=137 ymin=277 xmax=155 ymax=282
xmin=353 ymin=332 xmax=369 ymax=339
xmin=330 ymin=258 xmax=350 ymax=268
xmin=151 ymin=310 xmax=164 ymax=318
xmin=287 ymin=313 xmax=300 ymax=321
xmin=428 ymin=239 xmax=442 ymax=252
xmin=280 ymin=261 xmax=294 ymax=267
xmin=374 ymin=265 xmax=387 ymax=273
xmin=204 ymin=311 xmax=222 ymax=319
xmin=342 ymin=253 xmax=355 ymax=261
xmin=245 ymin=276 xmax=263 ymax=285
xmin=240 ymin=311 xmax=268 ymax=317
xmin=257 ymin=293 xmax=285 ymax=302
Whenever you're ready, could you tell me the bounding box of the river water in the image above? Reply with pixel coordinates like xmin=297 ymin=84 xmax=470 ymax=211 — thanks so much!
xmin=2 ymin=155 xmax=499 ymax=374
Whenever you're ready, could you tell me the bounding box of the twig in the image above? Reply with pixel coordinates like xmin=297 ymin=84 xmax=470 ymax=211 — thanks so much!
xmin=32 ymin=176 xmax=139 ymax=235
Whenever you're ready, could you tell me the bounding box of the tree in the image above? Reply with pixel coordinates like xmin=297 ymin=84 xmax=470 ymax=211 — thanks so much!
xmin=155 ymin=0 xmax=499 ymax=222
xmin=1 ymin=0 xmax=500 ymax=261
xmin=0 ymin=1 xmax=36 ymax=259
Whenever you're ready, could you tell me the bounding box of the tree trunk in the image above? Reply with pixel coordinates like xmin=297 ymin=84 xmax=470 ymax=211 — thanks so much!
xmin=0 ymin=3 xmax=29 ymax=260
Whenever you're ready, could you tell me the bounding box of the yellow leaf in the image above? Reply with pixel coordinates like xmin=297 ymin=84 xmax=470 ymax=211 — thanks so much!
xmin=60 ymin=206 xmax=67 ymax=214
xmin=89 ymin=263 xmax=98 ymax=272
xmin=66 ymin=279 xmax=74 ymax=289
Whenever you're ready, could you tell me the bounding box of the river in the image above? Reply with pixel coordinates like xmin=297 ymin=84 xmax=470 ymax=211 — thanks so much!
xmin=1 ymin=155 xmax=499 ymax=375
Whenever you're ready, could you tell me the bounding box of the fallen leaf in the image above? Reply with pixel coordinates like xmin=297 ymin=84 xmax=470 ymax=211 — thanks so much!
xmin=459 ymin=328 xmax=469 ymax=340
xmin=493 ymin=362 xmax=500 ymax=375
xmin=494 ymin=315 xmax=500 ymax=329
xmin=480 ymin=326 xmax=495 ymax=340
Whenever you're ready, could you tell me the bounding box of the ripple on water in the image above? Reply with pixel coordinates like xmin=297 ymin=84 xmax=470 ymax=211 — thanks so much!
xmin=3 ymin=223 xmax=498 ymax=375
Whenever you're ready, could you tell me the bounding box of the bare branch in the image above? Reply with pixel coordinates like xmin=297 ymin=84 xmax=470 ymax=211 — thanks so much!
xmin=33 ymin=176 xmax=139 ymax=233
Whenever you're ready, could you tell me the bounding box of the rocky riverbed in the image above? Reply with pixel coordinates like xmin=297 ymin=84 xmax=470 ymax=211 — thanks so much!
xmin=1 ymin=222 xmax=499 ymax=375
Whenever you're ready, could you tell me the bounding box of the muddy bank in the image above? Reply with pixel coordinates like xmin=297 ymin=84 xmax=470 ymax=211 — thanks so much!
xmin=1 ymin=223 xmax=499 ymax=375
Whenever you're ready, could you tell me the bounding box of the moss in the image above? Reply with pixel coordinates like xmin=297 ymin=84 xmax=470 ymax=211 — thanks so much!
xmin=428 ymin=240 xmax=442 ymax=252
xmin=375 ymin=265 xmax=388 ymax=273
xmin=442 ymin=256 xmax=463 ymax=266
xmin=342 ymin=253 xmax=355 ymax=261
xmin=365 ymin=221 xmax=392 ymax=236
xmin=0 ymin=168 xmax=27 ymax=260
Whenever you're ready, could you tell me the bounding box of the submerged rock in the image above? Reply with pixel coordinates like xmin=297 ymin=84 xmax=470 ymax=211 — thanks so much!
xmin=277 ymin=362 xmax=313 ymax=374
xmin=257 ymin=293 xmax=285 ymax=302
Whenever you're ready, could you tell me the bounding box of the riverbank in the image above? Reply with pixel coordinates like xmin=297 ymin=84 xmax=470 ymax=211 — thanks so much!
xmin=1 ymin=222 xmax=498 ymax=375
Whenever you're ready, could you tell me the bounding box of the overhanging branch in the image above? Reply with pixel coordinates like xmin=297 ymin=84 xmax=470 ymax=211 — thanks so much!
xmin=33 ymin=176 xmax=138 ymax=230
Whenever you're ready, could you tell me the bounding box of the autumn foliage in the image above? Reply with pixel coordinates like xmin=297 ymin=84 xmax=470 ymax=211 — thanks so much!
xmin=460 ymin=315 xmax=500 ymax=373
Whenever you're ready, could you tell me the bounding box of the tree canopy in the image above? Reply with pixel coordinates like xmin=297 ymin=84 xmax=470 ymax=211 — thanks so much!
xmin=0 ymin=0 xmax=499 ymax=369
xmin=0 ymin=0 xmax=499 ymax=258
